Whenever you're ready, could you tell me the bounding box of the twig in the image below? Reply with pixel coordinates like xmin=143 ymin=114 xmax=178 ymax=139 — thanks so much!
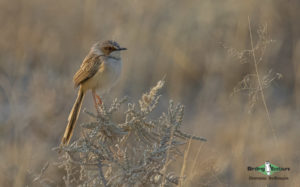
xmin=97 ymin=160 xmax=108 ymax=187
xmin=161 ymin=126 xmax=176 ymax=186
xmin=179 ymin=136 xmax=193 ymax=186
xmin=247 ymin=16 xmax=278 ymax=147
xmin=190 ymin=142 xmax=204 ymax=175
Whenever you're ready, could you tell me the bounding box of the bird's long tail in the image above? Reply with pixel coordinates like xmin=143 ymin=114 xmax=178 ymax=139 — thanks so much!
xmin=61 ymin=87 xmax=85 ymax=145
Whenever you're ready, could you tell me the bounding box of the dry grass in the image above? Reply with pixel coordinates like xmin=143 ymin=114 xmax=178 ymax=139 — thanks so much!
xmin=0 ymin=0 xmax=300 ymax=186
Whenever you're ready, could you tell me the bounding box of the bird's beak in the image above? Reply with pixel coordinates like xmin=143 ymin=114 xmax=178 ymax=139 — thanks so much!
xmin=118 ymin=47 xmax=127 ymax=51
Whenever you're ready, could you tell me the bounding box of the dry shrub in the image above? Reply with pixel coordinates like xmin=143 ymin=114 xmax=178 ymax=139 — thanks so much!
xmin=33 ymin=80 xmax=206 ymax=187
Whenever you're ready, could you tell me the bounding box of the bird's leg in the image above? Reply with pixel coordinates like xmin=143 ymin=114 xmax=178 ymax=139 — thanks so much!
xmin=92 ymin=90 xmax=101 ymax=115
xmin=96 ymin=95 xmax=103 ymax=106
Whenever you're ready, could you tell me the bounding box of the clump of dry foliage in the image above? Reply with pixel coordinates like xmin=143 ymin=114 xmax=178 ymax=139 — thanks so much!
xmin=42 ymin=80 xmax=206 ymax=187
xmin=225 ymin=23 xmax=282 ymax=113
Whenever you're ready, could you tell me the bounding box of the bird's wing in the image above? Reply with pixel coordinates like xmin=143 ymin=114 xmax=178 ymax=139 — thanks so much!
xmin=73 ymin=53 xmax=103 ymax=87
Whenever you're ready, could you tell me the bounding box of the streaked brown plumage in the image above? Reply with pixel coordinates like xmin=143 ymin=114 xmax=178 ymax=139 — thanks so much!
xmin=73 ymin=53 xmax=103 ymax=87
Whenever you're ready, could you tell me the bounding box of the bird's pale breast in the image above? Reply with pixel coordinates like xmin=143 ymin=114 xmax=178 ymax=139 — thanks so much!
xmin=81 ymin=57 xmax=122 ymax=94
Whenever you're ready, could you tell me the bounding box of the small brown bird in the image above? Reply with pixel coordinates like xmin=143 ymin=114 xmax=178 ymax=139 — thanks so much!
xmin=61 ymin=40 xmax=127 ymax=146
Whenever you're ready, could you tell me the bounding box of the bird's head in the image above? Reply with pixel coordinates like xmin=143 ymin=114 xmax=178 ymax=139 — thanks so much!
xmin=91 ymin=40 xmax=127 ymax=59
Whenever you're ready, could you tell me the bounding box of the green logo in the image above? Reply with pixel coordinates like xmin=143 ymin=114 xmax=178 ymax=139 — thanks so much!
xmin=248 ymin=161 xmax=290 ymax=176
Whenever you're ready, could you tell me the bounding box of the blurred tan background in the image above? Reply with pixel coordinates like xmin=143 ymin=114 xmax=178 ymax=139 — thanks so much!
xmin=0 ymin=0 xmax=299 ymax=186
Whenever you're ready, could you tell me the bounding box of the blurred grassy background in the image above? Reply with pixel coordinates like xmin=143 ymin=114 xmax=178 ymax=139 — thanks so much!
xmin=0 ymin=0 xmax=299 ymax=186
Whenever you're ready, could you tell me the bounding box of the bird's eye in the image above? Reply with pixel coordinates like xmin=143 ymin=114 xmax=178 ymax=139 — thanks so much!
xmin=106 ymin=47 xmax=113 ymax=51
